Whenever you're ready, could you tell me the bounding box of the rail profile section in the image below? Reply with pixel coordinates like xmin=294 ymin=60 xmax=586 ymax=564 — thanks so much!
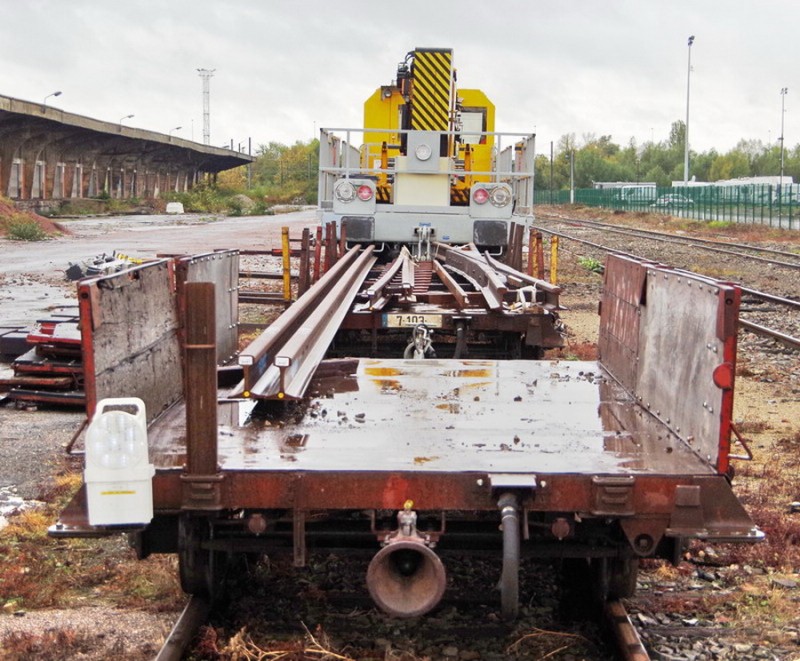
xmin=237 ymin=244 xmax=377 ymax=399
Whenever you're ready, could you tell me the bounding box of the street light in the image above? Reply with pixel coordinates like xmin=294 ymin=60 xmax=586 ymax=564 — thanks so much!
xmin=43 ymin=90 xmax=62 ymax=107
xmin=169 ymin=126 xmax=182 ymax=138
xmin=683 ymin=35 xmax=695 ymax=186
xmin=119 ymin=114 xmax=134 ymax=125
xmin=780 ymin=87 xmax=788 ymax=195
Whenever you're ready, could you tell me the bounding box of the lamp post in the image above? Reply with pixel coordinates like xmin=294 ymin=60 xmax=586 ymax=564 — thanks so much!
xmin=780 ymin=88 xmax=788 ymax=195
xmin=169 ymin=126 xmax=182 ymax=140
xmin=119 ymin=114 xmax=134 ymax=126
xmin=43 ymin=90 xmax=62 ymax=108
xmin=683 ymin=35 xmax=695 ymax=186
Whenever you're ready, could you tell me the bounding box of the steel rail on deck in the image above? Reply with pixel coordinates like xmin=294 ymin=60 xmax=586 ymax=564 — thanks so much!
xmin=238 ymin=245 xmax=368 ymax=395
xmin=431 ymin=259 xmax=472 ymax=309
xmin=365 ymin=246 xmax=415 ymax=310
xmin=434 ymin=243 xmax=507 ymax=310
xmin=483 ymin=251 xmax=562 ymax=308
xmin=242 ymin=246 xmax=377 ymax=399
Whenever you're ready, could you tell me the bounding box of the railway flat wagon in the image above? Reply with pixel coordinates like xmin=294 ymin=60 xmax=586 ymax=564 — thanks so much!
xmin=51 ymin=250 xmax=762 ymax=619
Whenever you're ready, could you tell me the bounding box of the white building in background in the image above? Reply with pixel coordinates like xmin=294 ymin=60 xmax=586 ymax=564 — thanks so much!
xmin=671 ymin=175 xmax=794 ymax=188
xmin=671 ymin=176 xmax=798 ymax=203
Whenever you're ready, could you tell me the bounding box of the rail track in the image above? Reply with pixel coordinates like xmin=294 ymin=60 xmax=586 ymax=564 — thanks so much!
xmin=537 ymin=210 xmax=800 ymax=270
xmin=155 ymin=596 xmax=211 ymax=661
xmin=533 ymin=210 xmax=800 ymax=351
xmin=155 ymin=572 xmax=651 ymax=660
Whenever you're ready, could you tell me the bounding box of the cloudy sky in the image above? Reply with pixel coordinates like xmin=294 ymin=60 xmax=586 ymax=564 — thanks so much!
xmin=2 ymin=1 xmax=797 ymax=155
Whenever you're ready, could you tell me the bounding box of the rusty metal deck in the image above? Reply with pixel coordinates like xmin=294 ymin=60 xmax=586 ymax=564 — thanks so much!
xmin=148 ymin=358 xmax=711 ymax=477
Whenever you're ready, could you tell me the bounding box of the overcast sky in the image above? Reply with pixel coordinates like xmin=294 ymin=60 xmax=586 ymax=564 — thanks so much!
xmin=2 ymin=1 xmax=798 ymax=155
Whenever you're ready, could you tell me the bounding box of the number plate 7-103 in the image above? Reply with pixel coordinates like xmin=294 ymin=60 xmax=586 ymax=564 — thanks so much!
xmin=382 ymin=313 xmax=443 ymax=328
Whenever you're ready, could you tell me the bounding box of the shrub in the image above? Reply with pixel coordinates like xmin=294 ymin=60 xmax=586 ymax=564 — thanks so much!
xmin=577 ymin=256 xmax=604 ymax=273
xmin=708 ymin=220 xmax=733 ymax=229
xmin=6 ymin=217 xmax=49 ymax=241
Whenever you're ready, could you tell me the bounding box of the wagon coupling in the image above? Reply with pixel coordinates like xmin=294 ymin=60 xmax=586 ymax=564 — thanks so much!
xmin=366 ymin=504 xmax=447 ymax=618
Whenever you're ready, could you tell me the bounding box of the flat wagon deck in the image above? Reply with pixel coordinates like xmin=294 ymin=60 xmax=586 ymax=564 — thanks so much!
xmin=52 ymin=250 xmax=762 ymax=619
xmin=149 ymin=357 xmax=711 ymax=483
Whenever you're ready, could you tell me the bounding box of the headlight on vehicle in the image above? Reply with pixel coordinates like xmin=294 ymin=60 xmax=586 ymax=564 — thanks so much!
xmin=334 ymin=180 xmax=356 ymax=203
xmin=414 ymin=143 xmax=433 ymax=161
xmin=490 ymin=185 xmax=512 ymax=208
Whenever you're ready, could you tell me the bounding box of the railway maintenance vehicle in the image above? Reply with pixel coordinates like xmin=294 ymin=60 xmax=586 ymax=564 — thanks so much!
xmin=51 ymin=48 xmax=762 ymax=621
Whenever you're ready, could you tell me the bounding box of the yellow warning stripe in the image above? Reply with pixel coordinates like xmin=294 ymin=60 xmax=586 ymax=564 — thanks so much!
xmin=412 ymin=50 xmax=452 ymax=131
xmin=114 ymin=252 xmax=146 ymax=264
xmin=100 ymin=490 xmax=137 ymax=496
xmin=450 ymin=188 xmax=469 ymax=205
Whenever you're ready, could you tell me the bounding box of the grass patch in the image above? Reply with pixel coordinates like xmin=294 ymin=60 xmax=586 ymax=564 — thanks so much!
xmin=707 ymin=220 xmax=734 ymax=229
xmin=577 ymin=256 xmax=604 ymax=273
xmin=100 ymin=556 xmax=183 ymax=610
xmin=4 ymin=217 xmax=49 ymax=241
xmin=2 ymin=629 xmax=99 ymax=661
xmin=0 ymin=471 xmax=182 ymax=613
xmin=736 ymin=419 xmax=771 ymax=434
xmin=165 ymin=183 xmax=271 ymax=216
xmin=548 ymin=340 xmax=597 ymax=361
xmin=716 ymin=428 xmax=800 ymax=571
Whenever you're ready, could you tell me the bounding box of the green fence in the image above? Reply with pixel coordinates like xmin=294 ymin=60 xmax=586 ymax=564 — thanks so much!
xmin=534 ymin=184 xmax=800 ymax=230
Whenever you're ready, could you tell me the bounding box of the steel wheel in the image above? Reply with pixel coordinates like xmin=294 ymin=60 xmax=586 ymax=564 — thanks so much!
xmin=178 ymin=515 xmax=225 ymax=599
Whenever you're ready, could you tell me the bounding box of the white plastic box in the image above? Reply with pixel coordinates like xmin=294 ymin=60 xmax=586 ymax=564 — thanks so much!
xmin=84 ymin=398 xmax=155 ymax=526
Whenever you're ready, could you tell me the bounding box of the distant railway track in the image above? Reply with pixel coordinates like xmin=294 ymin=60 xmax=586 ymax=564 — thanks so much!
xmin=533 ymin=211 xmax=800 ymax=352
xmin=537 ymin=210 xmax=800 ymax=270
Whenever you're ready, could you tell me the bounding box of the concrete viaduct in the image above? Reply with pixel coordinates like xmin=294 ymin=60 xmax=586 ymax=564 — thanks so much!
xmin=0 ymin=93 xmax=253 ymax=208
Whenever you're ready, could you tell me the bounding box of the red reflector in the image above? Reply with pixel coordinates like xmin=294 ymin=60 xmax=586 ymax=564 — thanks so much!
xmin=472 ymin=188 xmax=489 ymax=204
xmin=357 ymin=185 xmax=374 ymax=201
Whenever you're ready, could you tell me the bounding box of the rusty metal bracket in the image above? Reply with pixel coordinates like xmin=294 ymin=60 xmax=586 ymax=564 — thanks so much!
xmin=591 ymin=476 xmax=635 ymax=516
xmin=665 ymin=484 xmax=706 ymax=536
xmin=180 ymin=474 xmax=225 ymax=511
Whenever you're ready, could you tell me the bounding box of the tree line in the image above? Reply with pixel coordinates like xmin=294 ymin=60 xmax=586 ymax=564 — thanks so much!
xmin=218 ymin=139 xmax=320 ymax=205
xmin=535 ymin=120 xmax=800 ymax=191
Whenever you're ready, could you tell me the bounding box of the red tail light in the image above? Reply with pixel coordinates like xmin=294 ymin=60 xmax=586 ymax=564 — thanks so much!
xmin=472 ymin=188 xmax=489 ymax=204
xmin=357 ymin=184 xmax=374 ymax=201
